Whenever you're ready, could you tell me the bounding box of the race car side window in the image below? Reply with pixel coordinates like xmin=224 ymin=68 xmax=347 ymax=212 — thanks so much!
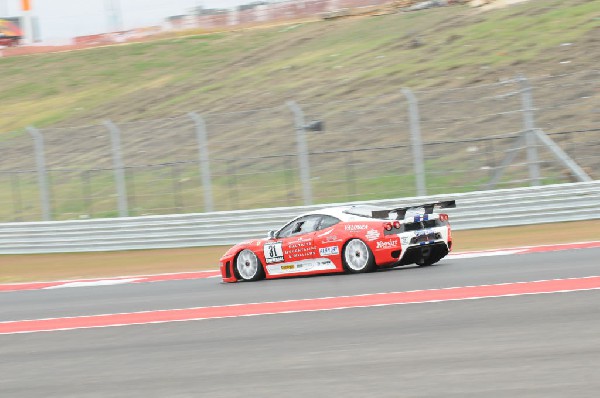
xmin=277 ymin=215 xmax=322 ymax=238
xmin=277 ymin=221 xmax=296 ymax=238
xmin=317 ymin=215 xmax=340 ymax=230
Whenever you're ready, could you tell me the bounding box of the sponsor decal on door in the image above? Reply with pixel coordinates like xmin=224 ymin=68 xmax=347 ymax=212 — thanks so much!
xmin=365 ymin=229 xmax=381 ymax=241
xmin=319 ymin=246 xmax=339 ymax=256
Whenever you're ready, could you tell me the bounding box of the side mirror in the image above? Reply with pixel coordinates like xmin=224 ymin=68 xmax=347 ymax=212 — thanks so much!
xmin=267 ymin=230 xmax=276 ymax=239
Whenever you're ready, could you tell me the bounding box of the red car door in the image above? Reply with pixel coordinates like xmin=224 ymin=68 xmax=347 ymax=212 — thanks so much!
xmin=263 ymin=215 xmax=321 ymax=275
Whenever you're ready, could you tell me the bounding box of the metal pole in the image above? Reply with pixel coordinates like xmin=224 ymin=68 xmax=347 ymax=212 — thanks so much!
xmin=21 ymin=2 xmax=35 ymax=44
xmin=189 ymin=112 xmax=214 ymax=212
xmin=534 ymin=129 xmax=592 ymax=182
xmin=486 ymin=133 xmax=526 ymax=189
xmin=104 ymin=120 xmax=129 ymax=217
xmin=519 ymin=75 xmax=541 ymax=186
xmin=105 ymin=0 xmax=123 ymax=32
xmin=401 ymin=88 xmax=426 ymax=196
xmin=287 ymin=100 xmax=313 ymax=206
xmin=26 ymin=126 xmax=52 ymax=221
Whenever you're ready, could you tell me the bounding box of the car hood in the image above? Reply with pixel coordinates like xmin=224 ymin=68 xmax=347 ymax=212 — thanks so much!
xmin=220 ymin=238 xmax=268 ymax=260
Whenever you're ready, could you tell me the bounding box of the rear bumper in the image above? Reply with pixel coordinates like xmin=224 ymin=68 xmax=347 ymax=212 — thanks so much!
xmin=398 ymin=241 xmax=449 ymax=266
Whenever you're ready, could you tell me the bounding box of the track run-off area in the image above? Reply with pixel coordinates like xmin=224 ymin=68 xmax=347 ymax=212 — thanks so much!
xmin=1 ymin=242 xmax=600 ymax=396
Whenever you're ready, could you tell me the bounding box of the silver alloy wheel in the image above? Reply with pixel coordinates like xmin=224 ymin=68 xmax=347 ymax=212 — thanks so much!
xmin=236 ymin=249 xmax=260 ymax=281
xmin=344 ymin=239 xmax=370 ymax=272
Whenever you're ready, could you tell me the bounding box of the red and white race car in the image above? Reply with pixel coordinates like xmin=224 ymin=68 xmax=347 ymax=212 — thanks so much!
xmin=219 ymin=201 xmax=455 ymax=282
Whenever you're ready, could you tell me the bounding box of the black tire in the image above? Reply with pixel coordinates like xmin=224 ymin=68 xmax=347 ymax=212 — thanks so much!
xmin=234 ymin=249 xmax=265 ymax=281
xmin=416 ymin=257 xmax=440 ymax=267
xmin=416 ymin=247 xmax=446 ymax=267
xmin=342 ymin=239 xmax=375 ymax=273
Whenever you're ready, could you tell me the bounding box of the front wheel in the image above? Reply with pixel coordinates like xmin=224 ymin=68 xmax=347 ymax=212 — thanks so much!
xmin=342 ymin=239 xmax=375 ymax=273
xmin=235 ymin=249 xmax=265 ymax=281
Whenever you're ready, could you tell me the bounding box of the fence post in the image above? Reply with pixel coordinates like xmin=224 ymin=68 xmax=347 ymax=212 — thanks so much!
xmin=287 ymin=100 xmax=313 ymax=206
xmin=26 ymin=126 xmax=52 ymax=221
xmin=189 ymin=112 xmax=214 ymax=212
xmin=401 ymin=88 xmax=427 ymax=196
xmin=104 ymin=120 xmax=129 ymax=217
xmin=519 ymin=75 xmax=541 ymax=186
xmin=534 ymin=129 xmax=592 ymax=182
xmin=287 ymin=101 xmax=312 ymax=206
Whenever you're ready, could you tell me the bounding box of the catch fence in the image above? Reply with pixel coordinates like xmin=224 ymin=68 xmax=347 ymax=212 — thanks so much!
xmin=0 ymin=71 xmax=598 ymax=222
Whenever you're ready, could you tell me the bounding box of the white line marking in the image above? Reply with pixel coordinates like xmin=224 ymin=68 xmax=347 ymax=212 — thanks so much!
xmin=4 ymin=288 xmax=600 ymax=335
xmin=43 ymin=278 xmax=142 ymax=289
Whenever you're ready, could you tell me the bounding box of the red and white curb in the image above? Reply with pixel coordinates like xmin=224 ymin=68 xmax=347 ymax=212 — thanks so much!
xmin=0 ymin=270 xmax=221 ymax=293
xmin=2 ymin=276 xmax=599 ymax=335
xmin=1 ymin=240 xmax=599 ymax=294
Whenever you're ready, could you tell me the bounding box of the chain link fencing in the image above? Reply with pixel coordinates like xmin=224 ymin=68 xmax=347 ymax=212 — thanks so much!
xmin=0 ymin=70 xmax=598 ymax=222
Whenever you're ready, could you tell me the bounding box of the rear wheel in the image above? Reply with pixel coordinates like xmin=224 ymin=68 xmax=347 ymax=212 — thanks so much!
xmin=416 ymin=257 xmax=439 ymax=267
xmin=416 ymin=244 xmax=448 ymax=267
xmin=342 ymin=239 xmax=375 ymax=273
xmin=235 ymin=249 xmax=265 ymax=281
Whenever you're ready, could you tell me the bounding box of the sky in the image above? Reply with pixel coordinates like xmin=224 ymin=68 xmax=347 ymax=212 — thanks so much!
xmin=0 ymin=0 xmax=254 ymax=40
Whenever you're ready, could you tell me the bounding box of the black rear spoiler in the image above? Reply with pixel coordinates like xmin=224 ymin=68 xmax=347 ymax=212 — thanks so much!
xmin=372 ymin=200 xmax=456 ymax=220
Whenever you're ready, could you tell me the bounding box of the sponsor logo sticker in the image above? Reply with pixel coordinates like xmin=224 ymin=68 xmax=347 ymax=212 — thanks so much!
xmin=324 ymin=235 xmax=342 ymax=243
xmin=365 ymin=229 xmax=381 ymax=241
xmin=281 ymin=264 xmax=295 ymax=270
xmin=317 ymin=229 xmax=334 ymax=237
xmin=415 ymin=229 xmax=433 ymax=237
xmin=376 ymin=240 xmax=399 ymax=249
xmin=319 ymin=246 xmax=339 ymax=256
xmin=345 ymin=224 xmax=368 ymax=231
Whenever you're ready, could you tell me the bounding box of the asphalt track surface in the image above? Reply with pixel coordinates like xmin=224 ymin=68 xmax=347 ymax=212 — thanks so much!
xmin=1 ymin=248 xmax=599 ymax=397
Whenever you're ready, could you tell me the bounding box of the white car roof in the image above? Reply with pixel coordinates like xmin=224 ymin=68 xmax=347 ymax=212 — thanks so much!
xmin=301 ymin=205 xmax=383 ymax=222
xmin=301 ymin=204 xmax=441 ymax=222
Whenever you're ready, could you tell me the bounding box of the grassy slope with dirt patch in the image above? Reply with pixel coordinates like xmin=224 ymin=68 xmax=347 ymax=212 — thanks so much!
xmin=0 ymin=0 xmax=597 ymax=132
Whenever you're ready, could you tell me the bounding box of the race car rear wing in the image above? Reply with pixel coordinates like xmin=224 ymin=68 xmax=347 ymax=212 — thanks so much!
xmin=371 ymin=200 xmax=456 ymax=220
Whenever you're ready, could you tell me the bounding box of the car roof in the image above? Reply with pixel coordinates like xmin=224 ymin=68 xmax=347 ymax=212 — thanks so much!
xmin=301 ymin=205 xmax=380 ymax=222
xmin=301 ymin=204 xmax=443 ymax=222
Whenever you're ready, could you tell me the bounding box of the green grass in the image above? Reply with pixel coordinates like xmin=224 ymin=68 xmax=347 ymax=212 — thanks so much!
xmin=1 ymin=0 xmax=597 ymax=131
xmin=0 ymin=151 xmax=583 ymax=221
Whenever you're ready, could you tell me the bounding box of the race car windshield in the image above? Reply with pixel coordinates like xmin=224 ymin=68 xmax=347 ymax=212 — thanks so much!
xmin=343 ymin=205 xmax=390 ymax=219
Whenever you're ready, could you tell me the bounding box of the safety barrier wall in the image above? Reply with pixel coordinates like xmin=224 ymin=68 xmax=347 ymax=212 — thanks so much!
xmin=0 ymin=181 xmax=598 ymax=254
